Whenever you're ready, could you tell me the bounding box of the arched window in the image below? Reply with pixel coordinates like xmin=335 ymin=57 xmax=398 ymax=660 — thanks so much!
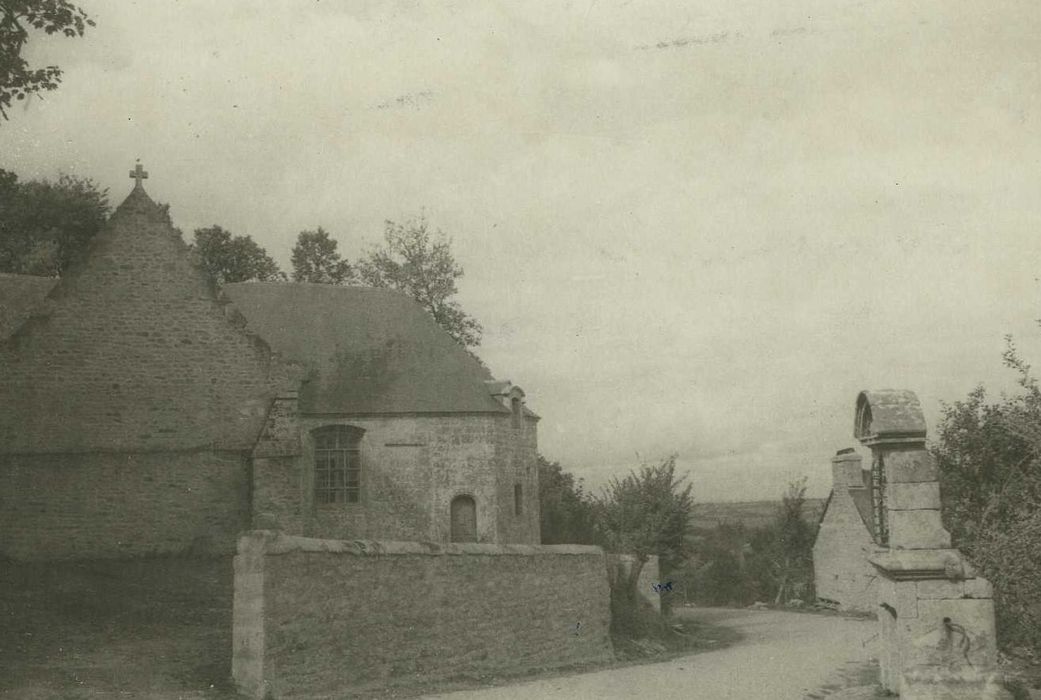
xmin=450 ymin=495 xmax=477 ymax=543
xmin=312 ymin=425 xmax=364 ymax=504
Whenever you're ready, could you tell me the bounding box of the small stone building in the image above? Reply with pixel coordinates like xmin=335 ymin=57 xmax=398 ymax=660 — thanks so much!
xmin=812 ymin=448 xmax=879 ymax=612
xmin=0 ymin=177 xmax=539 ymax=560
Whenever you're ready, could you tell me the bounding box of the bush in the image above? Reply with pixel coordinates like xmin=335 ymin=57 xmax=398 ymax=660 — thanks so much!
xmin=933 ymin=341 xmax=1041 ymax=654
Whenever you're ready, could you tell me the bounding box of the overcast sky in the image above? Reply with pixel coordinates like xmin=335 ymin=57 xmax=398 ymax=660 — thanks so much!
xmin=3 ymin=0 xmax=1040 ymax=501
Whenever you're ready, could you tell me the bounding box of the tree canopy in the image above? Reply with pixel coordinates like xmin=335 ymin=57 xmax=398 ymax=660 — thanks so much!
xmin=933 ymin=338 xmax=1041 ymax=651
xmin=594 ymin=455 xmax=694 ymax=567
xmin=537 ymin=455 xmax=599 ymax=546
xmin=0 ymin=168 xmax=109 ymax=275
xmin=1 ymin=1 xmax=95 ymax=120
xmin=190 ymin=225 xmax=284 ymax=284
xmin=290 ymin=227 xmax=354 ymax=284
xmin=750 ymin=477 xmax=816 ymax=605
xmin=358 ymin=216 xmax=482 ymax=348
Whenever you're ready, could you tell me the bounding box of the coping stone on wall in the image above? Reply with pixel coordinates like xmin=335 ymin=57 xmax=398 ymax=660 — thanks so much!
xmin=237 ymin=530 xmax=603 ymax=557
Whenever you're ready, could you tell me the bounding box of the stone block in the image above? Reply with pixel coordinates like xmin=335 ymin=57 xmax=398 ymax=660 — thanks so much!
xmin=878 ymin=577 xmax=918 ymax=618
xmin=916 ymin=580 xmax=965 ymax=599
xmin=916 ymin=598 xmax=999 ymax=670
xmin=889 ymin=482 xmax=941 ymax=511
xmin=888 ymin=510 xmax=951 ymax=549
xmin=901 ymin=668 xmax=1012 ymax=700
xmin=964 ymin=577 xmax=994 ymax=599
xmin=885 ymin=450 xmax=939 ymax=483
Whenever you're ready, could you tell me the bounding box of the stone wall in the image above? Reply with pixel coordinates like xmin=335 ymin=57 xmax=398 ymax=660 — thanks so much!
xmin=232 ymin=532 xmax=612 ymax=699
xmin=0 ymin=187 xmax=287 ymax=455
xmin=0 ymin=451 xmax=250 ymax=559
xmin=272 ymin=413 xmax=540 ymax=544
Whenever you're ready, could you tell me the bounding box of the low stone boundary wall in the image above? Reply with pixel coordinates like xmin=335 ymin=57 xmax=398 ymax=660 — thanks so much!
xmin=232 ymin=531 xmax=613 ymax=699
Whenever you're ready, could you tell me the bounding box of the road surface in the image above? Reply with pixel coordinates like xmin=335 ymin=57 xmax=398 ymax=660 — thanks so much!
xmin=424 ymin=607 xmax=877 ymax=700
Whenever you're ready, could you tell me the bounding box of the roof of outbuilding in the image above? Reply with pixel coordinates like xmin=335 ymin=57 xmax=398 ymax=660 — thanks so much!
xmin=222 ymin=282 xmax=510 ymax=415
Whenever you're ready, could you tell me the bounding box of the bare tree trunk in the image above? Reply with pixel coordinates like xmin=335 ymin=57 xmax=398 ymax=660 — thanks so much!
xmin=774 ymin=559 xmax=789 ymax=606
xmin=626 ymin=555 xmax=646 ymax=602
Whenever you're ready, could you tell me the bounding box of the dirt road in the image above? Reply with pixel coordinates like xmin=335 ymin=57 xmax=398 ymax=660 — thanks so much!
xmin=424 ymin=607 xmax=878 ymax=700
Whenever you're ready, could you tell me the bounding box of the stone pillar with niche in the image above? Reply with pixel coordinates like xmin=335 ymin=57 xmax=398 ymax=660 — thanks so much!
xmin=854 ymin=390 xmax=1009 ymax=699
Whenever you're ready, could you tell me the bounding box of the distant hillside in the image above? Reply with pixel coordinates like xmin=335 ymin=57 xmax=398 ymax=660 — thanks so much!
xmin=691 ymin=498 xmax=827 ymax=532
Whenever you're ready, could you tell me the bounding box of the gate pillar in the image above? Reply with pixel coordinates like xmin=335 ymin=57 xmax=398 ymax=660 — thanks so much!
xmin=854 ymin=390 xmax=1008 ymax=699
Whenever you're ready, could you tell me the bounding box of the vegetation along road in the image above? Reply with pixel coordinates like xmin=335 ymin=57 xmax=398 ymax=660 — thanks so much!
xmin=425 ymin=607 xmax=877 ymax=700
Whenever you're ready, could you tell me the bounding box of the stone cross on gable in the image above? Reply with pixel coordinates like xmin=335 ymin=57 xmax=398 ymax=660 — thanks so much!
xmin=129 ymin=162 xmax=149 ymax=187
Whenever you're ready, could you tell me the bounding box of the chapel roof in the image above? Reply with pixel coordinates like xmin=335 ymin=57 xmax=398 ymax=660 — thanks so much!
xmin=222 ymin=282 xmax=510 ymax=415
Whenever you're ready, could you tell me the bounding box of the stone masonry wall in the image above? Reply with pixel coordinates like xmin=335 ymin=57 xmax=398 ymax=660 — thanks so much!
xmin=813 ymin=453 xmax=878 ymax=612
xmin=232 ymin=532 xmax=612 ymax=699
xmin=0 ymin=451 xmax=250 ymax=560
xmin=0 ymin=188 xmax=286 ymax=454
xmin=494 ymin=413 xmax=540 ymax=544
xmin=293 ymin=413 xmax=540 ymax=544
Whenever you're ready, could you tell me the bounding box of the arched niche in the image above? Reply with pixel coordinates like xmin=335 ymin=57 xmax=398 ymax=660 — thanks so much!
xmin=854 ymin=390 xmax=927 ymax=447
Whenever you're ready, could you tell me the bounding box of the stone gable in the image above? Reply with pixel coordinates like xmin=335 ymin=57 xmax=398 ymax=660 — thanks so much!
xmin=0 ymin=186 xmax=289 ymax=453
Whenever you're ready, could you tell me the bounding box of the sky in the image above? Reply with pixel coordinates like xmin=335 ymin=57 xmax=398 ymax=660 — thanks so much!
xmin=2 ymin=0 xmax=1041 ymax=501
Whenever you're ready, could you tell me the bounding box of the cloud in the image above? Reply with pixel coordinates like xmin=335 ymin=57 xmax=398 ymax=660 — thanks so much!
xmin=3 ymin=0 xmax=1041 ymax=502
xmin=373 ymin=91 xmax=436 ymax=111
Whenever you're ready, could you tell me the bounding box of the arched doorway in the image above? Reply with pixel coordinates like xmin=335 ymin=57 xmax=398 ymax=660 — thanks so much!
xmin=450 ymin=495 xmax=477 ymax=543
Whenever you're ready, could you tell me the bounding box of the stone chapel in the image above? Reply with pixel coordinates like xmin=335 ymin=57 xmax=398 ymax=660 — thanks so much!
xmin=0 ymin=171 xmax=540 ymax=560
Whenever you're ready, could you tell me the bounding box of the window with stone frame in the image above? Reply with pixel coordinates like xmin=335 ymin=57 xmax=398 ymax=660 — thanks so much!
xmin=514 ymin=483 xmax=523 ymax=516
xmin=312 ymin=425 xmax=363 ymax=505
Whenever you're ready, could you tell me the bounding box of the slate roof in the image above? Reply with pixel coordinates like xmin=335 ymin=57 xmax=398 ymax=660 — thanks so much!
xmin=222 ymin=282 xmax=510 ymax=415
xmin=849 ymin=487 xmax=877 ymax=541
xmin=0 ymin=266 xmax=516 ymax=421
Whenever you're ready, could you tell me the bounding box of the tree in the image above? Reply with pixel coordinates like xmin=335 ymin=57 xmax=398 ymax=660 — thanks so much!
xmin=933 ymin=338 xmax=1041 ymax=651
xmin=1 ymin=1 xmax=95 ymax=120
xmin=358 ymin=216 xmax=482 ymax=348
xmin=594 ymin=455 xmax=693 ymax=629
xmin=0 ymin=168 xmax=109 ymax=275
xmin=190 ymin=226 xmax=285 ymax=284
xmin=756 ymin=477 xmax=816 ymax=605
xmin=689 ymin=522 xmax=754 ymax=606
xmin=290 ymin=228 xmax=354 ymax=284
xmin=537 ymin=455 xmax=599 ymax=545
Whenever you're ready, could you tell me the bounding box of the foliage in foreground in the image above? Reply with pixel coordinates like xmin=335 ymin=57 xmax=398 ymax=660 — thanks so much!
xmin=933 ymin=339 xmax=1041 ymax=653
xmin=1 ymin=1 xmax=95 ymax=120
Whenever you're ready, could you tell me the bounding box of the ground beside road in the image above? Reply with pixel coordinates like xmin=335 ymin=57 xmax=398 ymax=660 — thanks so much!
xmin=424 ymin=607 xmax=879 ymax=700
